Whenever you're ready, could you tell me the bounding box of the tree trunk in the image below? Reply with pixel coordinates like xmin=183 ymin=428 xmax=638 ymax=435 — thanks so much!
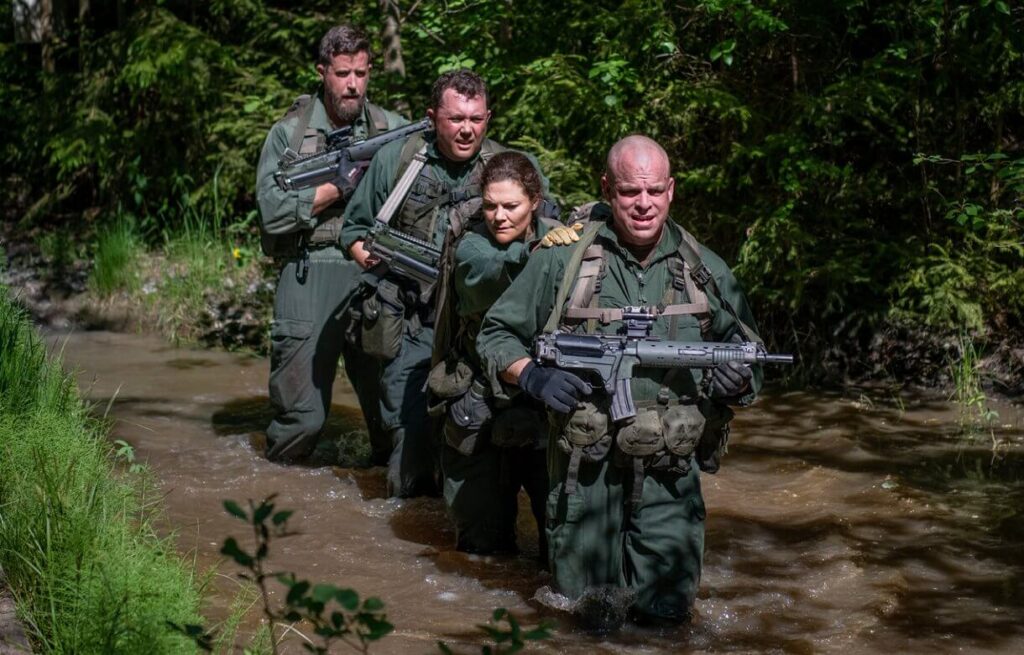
xmin=380 ymin=1 xmax=406 ymax=77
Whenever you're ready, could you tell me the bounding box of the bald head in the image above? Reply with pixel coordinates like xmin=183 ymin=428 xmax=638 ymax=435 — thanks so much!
xmin=605 ymin=135 xmax=671 ymax=184
xmin=600 ymin=135 xmax=675 ymax=249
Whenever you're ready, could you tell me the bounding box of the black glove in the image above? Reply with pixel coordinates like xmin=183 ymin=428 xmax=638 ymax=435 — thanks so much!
xmin=518 ymin=361 xmax=592 ymax=414
xmin=331 ymin=152 xmax=368 ymax=199
xmin=709 ymin=360 xmax=753 ymax=399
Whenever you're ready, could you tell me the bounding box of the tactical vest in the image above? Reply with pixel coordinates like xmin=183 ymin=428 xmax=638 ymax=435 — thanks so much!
xmin=388 ymin=133 xmax=505 ymax=245
xmin=544 ymin=214 xmax=758 ymax=500
xmin=263 ymin=94 xmax=390 ymax=258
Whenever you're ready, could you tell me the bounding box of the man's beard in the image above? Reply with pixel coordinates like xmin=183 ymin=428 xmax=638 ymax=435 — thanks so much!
xmin=328 ymin=91 xmax=364 ymax=125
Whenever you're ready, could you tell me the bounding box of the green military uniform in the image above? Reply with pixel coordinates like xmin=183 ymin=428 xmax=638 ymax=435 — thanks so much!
xmin=256 ymin=93 xmax=407 ymax=462
xmin=477 ymin=214 xmax=763 ymax=621
xmin=340 ymin=132 xmax=531 ymax=497
xmin=439 ymin=219 xmax=556 ymax=558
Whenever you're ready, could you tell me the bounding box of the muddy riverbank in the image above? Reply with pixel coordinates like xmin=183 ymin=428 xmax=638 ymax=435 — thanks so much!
xmin=45 ymin=328 xmax=1024 ymax=654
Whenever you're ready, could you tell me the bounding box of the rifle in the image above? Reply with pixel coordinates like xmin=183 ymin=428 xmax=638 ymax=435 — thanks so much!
xmin=274 ymin=118 xmax=431 ymax=192
xmin=534 ymin=307 xmax=793 ymax=422
xmin=362 ymin=223 xmax=441 ymax=301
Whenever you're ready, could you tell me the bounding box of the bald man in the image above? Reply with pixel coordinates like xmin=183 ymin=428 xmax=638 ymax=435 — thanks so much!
xmin=477 ymin=135 xmax=763 ymax=625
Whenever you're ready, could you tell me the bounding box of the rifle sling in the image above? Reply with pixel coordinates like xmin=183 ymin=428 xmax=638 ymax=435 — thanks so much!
xmin=673 ymin=231 xmax=762 ymax=344
xmin=375 ymin=144 xmax=429 ymax=225
xmin=287 ymin=94 xmax=317 ymax=156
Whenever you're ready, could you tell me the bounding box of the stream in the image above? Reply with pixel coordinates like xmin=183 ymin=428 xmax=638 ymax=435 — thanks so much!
xmin=47 ymin=329 xmax=1024 ymax=654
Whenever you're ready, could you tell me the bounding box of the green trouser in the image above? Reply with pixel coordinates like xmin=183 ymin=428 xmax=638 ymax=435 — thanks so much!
xmin=546 ymin=445 xmax=706 ymax=622
xmin=266 ymin=249 xmax=387 ymax=462
xmin=379 ymin=322 xmax=439 ymax=497
xmin=441 ymin=441 xmax=548 ymax=560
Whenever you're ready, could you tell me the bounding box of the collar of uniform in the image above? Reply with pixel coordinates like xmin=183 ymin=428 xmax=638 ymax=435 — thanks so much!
xmin=596 ymin=218 xmax=682 ymax=267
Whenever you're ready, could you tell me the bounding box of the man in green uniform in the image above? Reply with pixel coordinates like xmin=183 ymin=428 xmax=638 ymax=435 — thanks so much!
xmin=477 ymin=135 xmax=763 ymax=624
xmin=256 ymin=25 xmax=407 ymax=463
xmin=340 ymin=69 xmax=547 ymax=498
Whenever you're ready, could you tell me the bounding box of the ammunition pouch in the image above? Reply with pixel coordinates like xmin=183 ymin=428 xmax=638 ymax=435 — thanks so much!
xmin=615 ymin=409 xmax=664 ymax=457
xmin=425 ymin=358 xmax=474 ymax=417
xmin=555 ymin=399 xmax=614 ymax=495
xmin=261 ymin=231 xmax=302 ymax=259
xmin=443 ymin=379 xmax=492 ymax=456
xmin=360 ymin=280 xmax=405 ymax=360
xmin=662 ymin=402 xmax=706 ymax=458
xmin=491 ymin=404 xmax=546 ymax=448
xmin=695 ymin=399 xmax=734 ymax=474
xmin=558 ymin=399 xmax=612 ymax=455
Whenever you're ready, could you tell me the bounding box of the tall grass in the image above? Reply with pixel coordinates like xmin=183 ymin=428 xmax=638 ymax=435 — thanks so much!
xmin=0 ymin=286 xmax=203 ymax=653
xmin=90 ymin=214 xmax=141 ymax=295
xmin=154 ymin=203 xmax=236 ymax=341
xmin=950 ymin=335 xmax=1000 ymax=447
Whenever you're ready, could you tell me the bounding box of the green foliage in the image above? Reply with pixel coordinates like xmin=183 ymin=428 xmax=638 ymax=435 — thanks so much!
xmin=173 ymin=496 xmax=394 ymax=654
xmin=90 ymin=214 xmax=141 ymax=296
xmin=950 ymin=335 xmax=1001 ymax=447
xmin=437 ymin=608 xmax=553 ymax=655
xmin=0 ymin=286 xmax=203 ymax=654
xmin=4 ymin=0 xmax=1024 ymax=377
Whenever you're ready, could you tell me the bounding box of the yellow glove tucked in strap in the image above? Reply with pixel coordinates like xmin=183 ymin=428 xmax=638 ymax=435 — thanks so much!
xmin=538 ymin=222 xmax=584 ymax=248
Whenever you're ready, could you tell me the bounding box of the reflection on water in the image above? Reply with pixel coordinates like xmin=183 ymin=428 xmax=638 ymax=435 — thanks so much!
xmin=47 ymin=330 xmax=1024 ymax=654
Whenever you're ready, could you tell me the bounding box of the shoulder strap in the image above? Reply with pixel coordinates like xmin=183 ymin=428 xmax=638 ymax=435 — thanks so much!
xmin=674 ymin=227 xmax=762 ymax=343
xmin=542 ymin=221 xmax=604 ymax=334
xmin=285 ymin=94 xmax=316 ymax=155
xmin=375 ymin=142 xmax=429 ymax=225
xmin=567 ymin=201 xmax=612 ymax=228
xmin=365 ymin=102 xmax=390 ymax=136
xmin=393 ymin=132 xmax=427 ymax=187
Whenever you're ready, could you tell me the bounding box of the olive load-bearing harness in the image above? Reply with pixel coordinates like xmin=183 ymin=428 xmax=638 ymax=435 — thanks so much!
xmin=543 ymin=214 xmax=762 ymax=502
xmin=354 ymin=132 xmax=512 ymax=360
xmin=261 ymin=93 xmax=391 ymax=260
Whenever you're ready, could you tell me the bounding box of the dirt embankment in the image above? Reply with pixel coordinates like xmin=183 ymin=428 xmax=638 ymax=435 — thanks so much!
xmin=1 ymin=225 xmax=273 ymax=354
xmin=2 ymin=222 xmax=1022 ymax=398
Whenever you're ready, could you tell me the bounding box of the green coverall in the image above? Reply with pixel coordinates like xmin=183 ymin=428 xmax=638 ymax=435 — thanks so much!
xmin=340 ymin=134 xmax=546 ymax=497
xmin=256 ymin=94 xmax=406 ymax=462
xmin=477 ymin=217 xmax=763 ymax=621
xmin=441 ymin=220 xmax=556 ymax=558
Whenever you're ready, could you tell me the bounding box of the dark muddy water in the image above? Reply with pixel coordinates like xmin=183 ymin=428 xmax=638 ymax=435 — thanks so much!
xmin=48 ymin=330 xmax=1024 ymax=654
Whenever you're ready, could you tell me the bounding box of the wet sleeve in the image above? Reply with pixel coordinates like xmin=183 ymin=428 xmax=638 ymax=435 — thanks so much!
xmin=454 ymin=235 xmax=530 ymax=317
xmin=477 ymin=247 xmax=564 ymax=385
xmin=339 ymin=141 xmax=400 ymax=250
xmin=706 ymin=253 xmax=764 ymax=403
xmin=255 ymin=121 xmax=318 ymax=234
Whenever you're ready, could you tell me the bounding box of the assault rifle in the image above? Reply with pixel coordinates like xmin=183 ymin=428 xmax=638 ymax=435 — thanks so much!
xmin=534 ymin=307 xmax=793 ymax=422
xmin=274 ymin=118 xmax=431 ymax=192
xmin=363 ymin=222 xmax=441 ymax=295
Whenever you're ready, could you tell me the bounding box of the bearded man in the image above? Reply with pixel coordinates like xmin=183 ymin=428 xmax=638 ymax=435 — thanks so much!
xmin=255 ymin=25 xmax=407 ymax=463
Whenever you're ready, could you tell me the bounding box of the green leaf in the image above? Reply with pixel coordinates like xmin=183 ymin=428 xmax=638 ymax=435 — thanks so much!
xmin=253 ymin=502 xmax=274 ymax=524
xmin=363 ymin=597 xmax=385 ymax=611
xmin=312 ymin=584 xmax=336 ymax=604
xmin=272 ymin=510 xmax=293 ymax=526
xmin=286 ymin=580 xmax=311 ymax=605
xmin=220 ymin=538 xmax=253 ymax=567
xmin=335 ymin=588 xmax=359 ymax=611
